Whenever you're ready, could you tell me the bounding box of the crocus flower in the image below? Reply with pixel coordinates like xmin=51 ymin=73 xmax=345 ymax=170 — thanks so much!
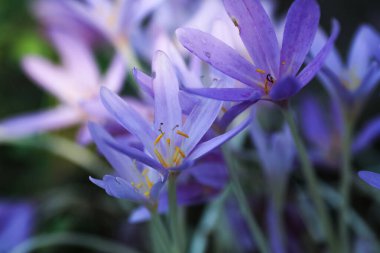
xmin=358 ymin=171 xmax=380 ymax=190
xmin=176 ymin=0 xmax=339 ymax=105
xmin=0 ymin=31 xmax=126 ymax=144
xmin=0 ymin=201 xmax=35 ymax=252
xmin=88 ymin=123 xmax=165 ymax=205
xmin=98 ymin=51 xmax=249 ymax=173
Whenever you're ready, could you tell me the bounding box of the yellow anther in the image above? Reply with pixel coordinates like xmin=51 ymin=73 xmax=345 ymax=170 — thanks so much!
xmin=136 ymin=183 xmax=143 ymax=189
xmin=264 ymin=79 xmax=269 ymax=95
xmin=281 ymin=61 xmax=286 ymax=65
xmin=131 ymin=182 xmax=135 ymax=187
xmin=142 ymin=168 xmax=148 ymax=176
xmin=221 ymin=107 xmax=227 ymax=113
xmin=144 ymin=191 xmax=150 ymax=197
xmin=154 ymin=148 xmax=169 ymax=168
xmin=145 ymin=176 xmax=153 ymax=189
xmin=255 ymin=68 xmax=266 ymax=74
xmin=176 ymin=146 xmax=186 ymax=158
xmin=154 ymin=133 xmax=164 ymax=145
xmin=176 ymin=130 xmax=189 ymax=138
xmin=166 ymin=138 xmax=171 ymax=146
xmin=172 ymin=148 xmax=179 ymax=163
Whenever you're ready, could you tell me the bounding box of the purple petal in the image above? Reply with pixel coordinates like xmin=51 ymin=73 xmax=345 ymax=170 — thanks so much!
xmin=280 ymin=0 xmax=320 ymax=77
xmin=0 ymin=106 xmax=81 ymax=141
xmin=348 ymin=25 xmax=380 ymax=79
xmin=353 ymin=116 xmax=380 ymax=153
xmin=223 ymin=0 xmax=280 ymax=76
xmin=102 ymin=54 xmax=127 ymax=93
xmin=189 ymin=116 xmax=251 ymax=160
xmin=358 ymin=171 xmax=380 ymax=190
xmin=355 ymin=62 xmax=380 ymax=99
xmin=100 ymin=87 xmax=156 ymax=155
xmin=132 ymin=68 xmax=154 ymax=98
xmin=183 ymin=87 xmax=263 ymax=102
xmin=187 ymin=162 xmax=228 ymax=189
xmin=218 ymin=101 xmax=253 ymax=130
xmin=269 ymin=76 xmax=302 ymax=100
xmin=296 ymin=20 xmax=340 ymax=87
xmin=152 ymin=51 xmax=182 ymax=132
xmin=90 ymin=175 xmax=145 ymax=202
xmin=176 ymin=27 xmax=262 ymax=88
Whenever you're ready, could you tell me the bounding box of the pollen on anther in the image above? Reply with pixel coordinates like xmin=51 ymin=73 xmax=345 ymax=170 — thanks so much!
xmin=154 ymin=133 xmax=164 ymax=145
xmin=176 ymin=146 xmax=186 ymax=158
xmin=166 ymin=138 xmax=171 ymax=146
xmin=176 ymin=130 xmax=189 ymax=138
xmin=255 ymin=68 xmax=266 ymax=74
xmin=154 ymin=148 xmax=169 ymax=168
xmin=281 ymin=61 xmax=286 ymax=65
xmin=144 ymin=191 xmax=150 ymax=197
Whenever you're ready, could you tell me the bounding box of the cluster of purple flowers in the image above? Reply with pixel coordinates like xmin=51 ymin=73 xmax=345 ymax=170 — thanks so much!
xmin=2 ymin=0 xmax=380 ymax=252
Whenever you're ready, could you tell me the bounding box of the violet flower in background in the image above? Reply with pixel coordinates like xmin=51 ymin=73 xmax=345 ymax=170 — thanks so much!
xmin=99 ymin=51 xmax=250 ymax=173
xmin=0 ymin=201 xmax=35 ymax=252
xmin=358 ymin=171 xmax=380 ymax=190
xmin=0 ymin=31 xmax=126 ymax=144
xmin=176 ymin=0 xmax=339 ymax=105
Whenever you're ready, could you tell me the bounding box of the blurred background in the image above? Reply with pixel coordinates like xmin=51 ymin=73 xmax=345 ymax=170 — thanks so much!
xmin=1 ymin=0 xmax=380 ymax=252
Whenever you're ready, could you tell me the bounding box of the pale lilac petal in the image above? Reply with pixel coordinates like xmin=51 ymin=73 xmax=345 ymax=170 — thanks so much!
xmin=269 ymin=77 xmax=302 ymax=100
xmin=183 ymin=87 xmax=263 ymax=102
xmin=353 ymin=117 xmax=380 ymax=153
xmin=103 ymin=54 xmax=127 ymax=93
xmin=90 ymin=175 xmax=145 ymax=202
xmin=76 ymin=124 xmax=93 ymax=145
xmin=22 ymin=56 xmax=81 ymax=103
xmin=0 ymin=106 xmax=81 ymax=141
xmin=182 ymin=98 xmax=222 ymax=154
xmin=348 ymin=25 xmax=380 ymax=79
xmin=152 ymin=51 xmax=182 ymax=132
xmin=50 ymin=30 xmax=99 ymax=90
xmin=100 ymin=87 xmax=156 ymax=154
xmin=176 ymin=28 xmax=262 ymax=88
xmin=297 ymin=20 xmax=340 ymax=87
xmin=223 ymin=0 xmax=280 ymax=76
xmin=189 ymin=116 xmax=250 ymax=160
xmin=187 ymin=162 xmax=228 ymax=188
xmin=280 ymin=0 xmax=320 ymax=76
xmin=358 ymin=171 xmax=380 ymax=190
xmin=355 ymin=62 xmax=380 ymax=99
xmin=132 ymin=68 xmax=154 ymax=98
xmin=218 ymin=101 xmax=253 ymax=129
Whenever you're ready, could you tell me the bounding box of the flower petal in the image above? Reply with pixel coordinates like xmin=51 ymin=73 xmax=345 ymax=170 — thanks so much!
xmin=358 ymin=171 xmax=380 ymax=190
xmin=0 ymin=106 xmax=81 ymax=142
xmin=218 ymin=101 xmax=253 ymax=130
xmin=296 ymin=20 xmax=340 ymax=87
xmin=132 ymin=68 xmax=154 ymax=98
xmin=280 ymin=0 xmax=320 ymax=77
xmin=355 ymin=61 xmax=380 ymax=100
xmin=353 ymin=116 xmax=380 ymax=153
xmin=90 ymin=175 xmax=145 ymax=202
xmin=100 ymin=87 xmax=156 ymax=154
xmin=183 ymin=87 xmax=263 ymax=102
xmin=269 ymin=76 xmax=302 ymax=101
xmin=223 ymin=0 xmax=280 ymax=76
xmin=102 ymin=54 xmax=127 ymax=93
xmin=189 ymin=116 xmax=250 ymax=160
xmin=152 ymin=51 xmax=182 ymax=132
xmin=176 ymin=27 xmax=262 ymax=88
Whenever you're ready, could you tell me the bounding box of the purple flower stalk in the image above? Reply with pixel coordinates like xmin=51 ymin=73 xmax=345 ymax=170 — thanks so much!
xmin=97 ymin=51 xmax=249 ymax=173
xmin=176 ymin=0 xmax=339 ymax=104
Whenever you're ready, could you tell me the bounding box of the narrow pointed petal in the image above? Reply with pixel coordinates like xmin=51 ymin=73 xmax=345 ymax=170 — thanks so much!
xmin=189 ymin=116 xmax=251 ymax=160
xmin=269 ymin=77 xmax=302 ymax=100
xmin=103 ymin=55 xmax=127 ymax=93
xmin=297 ymin=20 xmax=340 ymax=87
xmin=187 ymin=162 xmax=228 ymax=188
xmin=219 ymin=101 xmax=253 ymax=130
xmin=348 ymin=25 xmax=380 ymax=79
xmin=182 ymin=98 xmax=222 ymax=154
xmin=223 ymin=0 xmax=280 ymax=76
xmin=152 ymin=51 xmax=182 ymax=131
xmin=353 ymin=117 xmax=380 ymax=153
xmin=280 ymin=0 xmax=320 ymax=76
xmin=355 ymin=62 xmax=380 ymax=99
xmin=90 ymin=175 xmax=145 ymax=202
xmin=0 ymin=106 xmax=81 ymax=142
xmin=100 ymin=87 xmax=156 ymax=154
xmin=183 ymin=87 xmax=263 ymax=102
xmin=358 ymin=171 xmax=380 ymax=190
xmin=176 ymin=28 xmax=262 ymax=87
xmin=133 ymin=68 xmax=154 ymax=98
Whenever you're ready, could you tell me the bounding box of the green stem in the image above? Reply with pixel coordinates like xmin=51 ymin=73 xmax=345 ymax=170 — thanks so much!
xmin=339 ymin=114 xmax=353 ymax=253
xmin=223 ymin=147 xmax=270 ymax=253
xmin=282 ymin=108 xmax=337 ymax=252
xmin=168 ymin=172 xmax=183 ymax=253
xmin=10 ymin=233 xmax=140 ymax=253
xmin=151 ymin=210 xmax=173 ymax=253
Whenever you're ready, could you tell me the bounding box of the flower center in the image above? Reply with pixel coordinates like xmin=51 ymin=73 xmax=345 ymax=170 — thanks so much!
xmin=255 ymin=68 xmax=276 ymax=95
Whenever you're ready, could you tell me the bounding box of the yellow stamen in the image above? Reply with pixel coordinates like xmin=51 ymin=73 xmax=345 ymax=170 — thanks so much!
xmin=281 ymin=61 xmax=286 ymax=65
xmin=142 ymin=168 xmax=148 ymax=176
xmin=176 ymin=146 xmax=186 ymax=158
xmin=255 ymin=68 xmax=266 ymax=74
xmin=144 ymin=191 xmax=150 ymax=197
xmin=221 ymin=107 xmax=227 ymax=113
xmin=154 ymin=148 xmax=169 ymax=168
xmin=136 ymin=183 xmax=143 ymax=189
xmin=154 ymin=133 xmax=164 ymax=145
xmin=172 ymin=148 xmax=179 ymax=163
xmin=166 ymin=138 xmax=171 ymax=146
xmin=131 ymin=182 xmax=135 ymax=187
xmin=176 ymin=130 xmax=189 ymax=138
xmin=264 ymin=79 xmax=269 ymax=95
xmin=145 ymin=176 xmax=153 ymax=189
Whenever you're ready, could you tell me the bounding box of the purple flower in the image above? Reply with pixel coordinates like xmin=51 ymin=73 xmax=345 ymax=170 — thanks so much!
xmin=358 ymin=171 xmax=380 ymax=190
xmin=89 ymin=123 xmax=165 ymax=205
xmin=0 ymin=31 xmax=126 ymax=144
xmin=0 ymin=201 xmax=35 ymax=252
xmin=176 ymin=0 xmax=339 ymax=104
xmin=98 ymin=51 xmax=249 ymax=172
